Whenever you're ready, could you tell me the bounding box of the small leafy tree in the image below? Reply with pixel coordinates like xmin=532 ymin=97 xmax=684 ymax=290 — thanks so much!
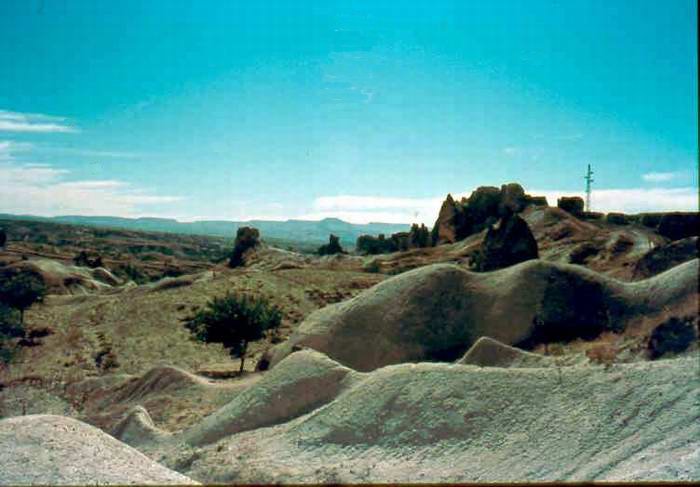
xmin=0 ymin=304 xmax=23 ymax=365
xmin=184 ymin=294 xmax=282 ymax=372
xmin=0 ymin=272 xmax=46 ymax=326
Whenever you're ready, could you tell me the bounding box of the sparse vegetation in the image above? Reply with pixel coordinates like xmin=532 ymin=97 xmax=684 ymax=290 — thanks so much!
xmin=73 ymin=251 xmax=103 ymax=268
xmin=114 ymin=262 xmax=149 ymax=284
xmin=363 ymin=259 xmax=381 ymax=273
xmin=0 ymin=304 xmax=23 ymax=365
xmin=586 ymin=343 xmax=619 ymax=369
xmin=184 ymin=294 xmax=282 ymax=372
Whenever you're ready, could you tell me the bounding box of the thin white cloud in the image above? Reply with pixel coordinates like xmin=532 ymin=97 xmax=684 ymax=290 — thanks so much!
xmin=0 ymin=140 xmax=33 ymax=160
xmin=314 ymin=195 xmax=441 ymax=212
xmin=38 ymin=147 xmax=142 ymax=159
xmin=306 ymin=187 xmax=698 ymax=225
xmin=0 ymin=110 xmax=78 ymax=133
xmin=0 ymin=161 xmax=182 ymax=217
xmin=503 ymin=147 xmax=519 ymax=155
xmin=526 ymin=188 xmax=697 ymax=214
xmin=642 ymin=172 xmax=679 ymax=183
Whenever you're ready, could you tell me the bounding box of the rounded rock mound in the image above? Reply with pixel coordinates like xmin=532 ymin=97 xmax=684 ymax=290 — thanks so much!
xmin=0 ymin=414 xmax=196 ymax=485
xmin=268 ymin=259 xmax=698 ymax=371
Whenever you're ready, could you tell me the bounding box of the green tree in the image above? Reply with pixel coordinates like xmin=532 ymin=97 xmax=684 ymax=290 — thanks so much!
xmin=184 ymin=294 xmax=282 ymax=372
xmin=0 ymin=304 xmax=22 ymax=365
xmin=0 ymin=272 xmax=46 ymax=326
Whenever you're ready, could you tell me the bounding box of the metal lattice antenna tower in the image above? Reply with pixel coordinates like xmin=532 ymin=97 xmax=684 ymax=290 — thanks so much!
xmin=584 ymin=164 xmax=594 ymax=212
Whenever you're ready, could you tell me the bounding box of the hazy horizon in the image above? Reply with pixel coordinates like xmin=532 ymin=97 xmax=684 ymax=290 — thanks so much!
xmin=1 ymin=0 xmax=697 ymax=225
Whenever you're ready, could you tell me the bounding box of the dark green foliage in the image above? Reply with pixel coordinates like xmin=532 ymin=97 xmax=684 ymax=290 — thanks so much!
xmin=409 ymin=223 xmax=431 ymax=248
xmin=362 ymin=259 xmax=381 ymax=273
xmin=229 ymin=227 xmax=260 ymax=267
xmin=430 ymin=224 xmax=440 ymax=246
xmin=0 ymin=304 xmax=22 ymax=365
xmin=115 ymin=263 xmax=148 ymax=284
xmin=73 ymin=250 xmax=103 ymax=268
xmin=356 ymin=224 xmax=432 ymax=255
xmin=0 ymin=304 xmax=23 ymax=339
xmin=318 ymin=234 xmax=345 ymax=256
xmin=356 ymin=234 xmax=397 ymax=255
xmin=184 ymin=294 xmax=282 ymax=372
xmin=0 ymin=272 xmax=46 ymax=325
xmin=648 ymin=316 xmax=698 ymax=359
xmin=0 ymin=228 xmax=6 ymax=247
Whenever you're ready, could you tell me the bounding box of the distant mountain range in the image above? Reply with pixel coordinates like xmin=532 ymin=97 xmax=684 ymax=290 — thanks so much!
xmin=0 ymin=213 xmax=411 ymax=247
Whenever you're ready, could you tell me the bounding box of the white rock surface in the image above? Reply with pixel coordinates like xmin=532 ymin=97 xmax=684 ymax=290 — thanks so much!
xmin=0 ymin=415 xmax=196 ymax=485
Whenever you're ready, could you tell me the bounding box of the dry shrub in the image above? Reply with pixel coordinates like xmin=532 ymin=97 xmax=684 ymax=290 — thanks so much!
xmin=586 ymin=343 xmax=618 ymax=368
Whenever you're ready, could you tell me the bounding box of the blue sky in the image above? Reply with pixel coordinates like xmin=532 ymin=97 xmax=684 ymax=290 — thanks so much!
xmin=0 ymin=0 xmax=697 ymax=224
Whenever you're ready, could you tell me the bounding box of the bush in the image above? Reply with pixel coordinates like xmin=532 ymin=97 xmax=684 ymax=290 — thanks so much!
xmin=648 ymin=316 xmax=697 ymax=359
xmin=229 ymin=227 xmax=260 ymax=268
xmin=115 ymin=263 xmax=148 ymax=284
xmin=0 ymin=304 xmax=22 ymax=365
xmin=73 ymin=251 xmax=103 ymax=268
xmin=0 ymin=228 xmax=6 ymax=248
xmin=184 ymin=294 xmax=282 ymax=372
xmin=0 ymin=272 xmax=46 ymax=325
xmin=356 ymin=234 xmax=397 ymax=255
xmin=363 ymin=259 xmax=381 ymax=273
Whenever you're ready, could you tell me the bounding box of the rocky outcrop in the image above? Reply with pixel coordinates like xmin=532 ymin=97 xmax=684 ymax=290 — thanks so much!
xmin=657 ymin=213 xmax=699 ymax=241
xmin=633 ymin=237 xmax=698 ymax=279
xmin=0 ymin=259 xmax=120 ymax=295
xmin=473 ymin=213 xmax=538 ymax=271
xmin=432 ymin=183 xmax=547 ymax=245
xmin=182 ymin=355 xmax=700 ymax=483
xmin=229 ymin=227 xmax=260 ymax=268
xmin=498 ymin=183 xmax=528 ymax=215
xmin=647 ymin=316 xmax=698 ymax=359
xmin=0 ymin=415 xmax=195 ymax=485
xmin=557 ymin=196 xmax=585 ymax=216
xmin=318 ymin=234 xmax=345 ymax=255
xmin=433 ymin=194 xmax=464 ymax=244
xmin=606 ymin=213 xmax=629 ymax=225
xmin=267 ymin=259 xmax=698 ymax=371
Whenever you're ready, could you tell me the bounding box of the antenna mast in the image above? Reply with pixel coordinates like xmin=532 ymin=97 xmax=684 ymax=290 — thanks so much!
xmin=584 ymin=164 xmax=594 ymax=212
